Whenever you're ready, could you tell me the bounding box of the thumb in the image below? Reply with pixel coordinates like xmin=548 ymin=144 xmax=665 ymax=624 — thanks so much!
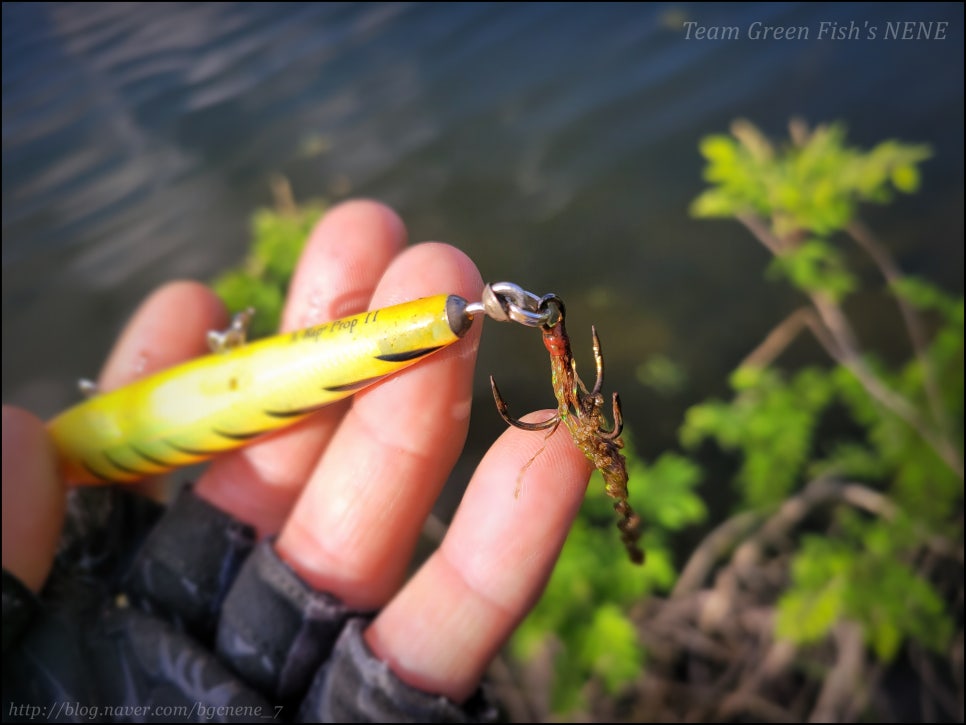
xmin=2 ymin=405 xmax=65 ymax=592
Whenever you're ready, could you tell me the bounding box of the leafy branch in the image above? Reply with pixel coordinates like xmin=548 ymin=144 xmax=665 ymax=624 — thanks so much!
xmin=674 ymin=118 xmax=964 ymax=721
xmin=694 ymin=119 xmax=960 ymax=479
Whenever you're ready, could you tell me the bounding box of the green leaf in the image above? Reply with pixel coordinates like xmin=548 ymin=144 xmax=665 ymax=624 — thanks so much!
xmin=890 ymin=276 xmax=962 ymax=320
xmin=251 ymin=204 xmax=325 ymax=281
xmin=699 ymin=134 xmax=739 ymax=165
xmin=778 ymin=521 xmax=954 ymax=662
xmin=212 ymin=200 xmax=326 ymax=337
xmin=690 ymin=189 xmax=739 ymax=218
xmin=681 ymin=367 xmax=834 ymax=507
xmin=767 ymin=239 xmax=856 ymax=301
xmin=578 ymin=604 xmax=645 ymax=693
xmin=625 ymin=451 xmax=705 ymax=531
xmin=777 ymin=580 xmax=844 ymax=643
xmin=809 ymin=442 xmax=888 ymax=480
xmin=211 ymin=270 xmax=286 ymax=339
xmin=890 ymin=164 xmax=920 ymax=193
xmin=869 ymin=620 xmax=903 ymax=661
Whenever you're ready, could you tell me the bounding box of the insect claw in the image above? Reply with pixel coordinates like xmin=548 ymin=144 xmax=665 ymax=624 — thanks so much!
xmin=601 ymin=392 xmax=623 ymax=440
xmin=590 ymin=325 xmax=604 ymax=397
xmin=489 ymin=376 xmax=560 ymax=431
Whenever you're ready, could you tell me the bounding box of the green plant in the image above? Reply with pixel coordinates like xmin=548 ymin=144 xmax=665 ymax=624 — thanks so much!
xmin=212 ymin=178 xmax=325 ymax=337
xmin=677 ymin=119 xmax=962 ymax=720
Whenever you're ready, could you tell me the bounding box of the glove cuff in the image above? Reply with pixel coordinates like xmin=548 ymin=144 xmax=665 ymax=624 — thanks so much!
xmin=300 ymin=618 xmax=499 ymax=723
xmin=217 ymin=540 xmax=371 ymax=703
xmin=124 ymin=485 xmax=257 ymax=640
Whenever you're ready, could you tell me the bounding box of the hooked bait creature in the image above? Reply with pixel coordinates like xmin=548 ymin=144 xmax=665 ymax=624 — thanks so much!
xmin=484 ymin=284 xmax=644 ymax=564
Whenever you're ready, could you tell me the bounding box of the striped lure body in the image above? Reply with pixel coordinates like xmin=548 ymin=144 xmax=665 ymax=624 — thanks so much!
xmin=48 ymin=294 xmax=472 ymax=485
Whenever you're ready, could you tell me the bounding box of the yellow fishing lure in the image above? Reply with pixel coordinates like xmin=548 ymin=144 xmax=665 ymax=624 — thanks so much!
xmin=49 ymin=294 xmax=473 ymax=485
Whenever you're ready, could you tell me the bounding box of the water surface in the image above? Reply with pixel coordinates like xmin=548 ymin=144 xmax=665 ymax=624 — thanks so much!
xmin=3 ymin=2 xmax=962 ymax=494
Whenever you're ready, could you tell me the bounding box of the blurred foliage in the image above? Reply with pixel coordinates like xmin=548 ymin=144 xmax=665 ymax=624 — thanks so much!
xmin=682 ymin=366 xmax=834 ymax=507
xmin=691 ymin=119 xmax=931 ymax=237
xmin=212 ymin=181 xmax=325 ymax=337
xmin=766 ymin=238 xmax=856 ymax=302
xmin=635 ymin=354 xmax=688 ymax=396
xmin=776 ymin=513 xmax=953 ymax=662
xmin=688 ymin=120 xmax=961 ymax=671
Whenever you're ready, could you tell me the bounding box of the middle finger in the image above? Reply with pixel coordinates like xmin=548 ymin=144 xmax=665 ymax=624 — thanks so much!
xmin=276 ymin=242 xmax=483 ymax=610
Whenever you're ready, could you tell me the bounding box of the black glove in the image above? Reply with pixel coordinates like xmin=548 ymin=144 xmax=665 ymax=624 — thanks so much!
xmin=2 ymin=486 xmax=496 ymax=723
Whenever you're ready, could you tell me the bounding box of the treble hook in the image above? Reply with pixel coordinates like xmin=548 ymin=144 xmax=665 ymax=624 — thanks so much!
xmin=489 ymin=295 xmax=622 ymax=440
xmin=490 ymin=377 xmax=560 ymax=432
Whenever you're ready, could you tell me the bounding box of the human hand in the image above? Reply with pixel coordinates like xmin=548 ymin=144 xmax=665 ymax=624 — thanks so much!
xmin=2 ymin=200 xmax=592 ymax=721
